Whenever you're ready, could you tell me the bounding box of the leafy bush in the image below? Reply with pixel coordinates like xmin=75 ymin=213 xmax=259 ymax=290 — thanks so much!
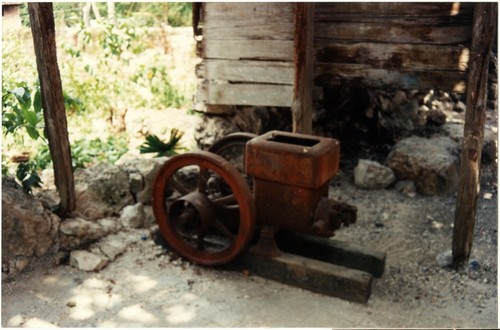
xmin=2 ymin=4 xmax=192 ymax=193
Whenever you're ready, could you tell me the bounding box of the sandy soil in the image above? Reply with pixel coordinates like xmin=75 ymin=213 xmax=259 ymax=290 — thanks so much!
xmin=2 ymin=26 xmax=498 ymax=328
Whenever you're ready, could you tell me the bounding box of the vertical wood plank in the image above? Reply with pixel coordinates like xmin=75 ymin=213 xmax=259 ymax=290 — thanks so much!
xmin=452 ymin=3 xmax=497 ymax=264
xmin=28 ymin=3 xmax=76 ymax=216
xmin=291 ymin=3 xmax=314 ymax=134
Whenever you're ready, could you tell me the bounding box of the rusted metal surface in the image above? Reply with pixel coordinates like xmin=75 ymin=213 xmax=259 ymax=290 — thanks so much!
xmin=153 ymin=130 xmax=356 ymax=265
xmin=151 ymin=131 xmax=380 ymax=301
xmin=246 ymin=130 xmax=345 ymax=236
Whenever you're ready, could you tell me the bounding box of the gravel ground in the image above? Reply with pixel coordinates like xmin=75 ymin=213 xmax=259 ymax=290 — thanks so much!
xmin=2 ymin=163 xmax=497 ymax=327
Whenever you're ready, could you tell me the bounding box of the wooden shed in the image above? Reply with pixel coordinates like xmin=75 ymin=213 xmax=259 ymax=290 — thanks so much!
xmin=193 ymin=2 xmax=475 ymax=113
xmin=192 ymin=2 xmax=497 ymax=264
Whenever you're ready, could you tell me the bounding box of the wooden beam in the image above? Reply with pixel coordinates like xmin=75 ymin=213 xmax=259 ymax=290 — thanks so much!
xmin=452 ymin=3 xmax=497 ymax=264
xmin=315 ymin=22 xmax=472 ymax=45
xmin=315 ymin=64 xmax=467 ymax=92
xmin=291 ymin=3 xmax=314 ymax=134
xmin=315 ymin=43 xmax=470 ymax=72
xmin=195 ymin=59 xmax=294 ymax=84
xmin=197 ymin=81 xmax=293 ymax=107
xmin=28 ymin=3 xmax=75 ymax=216
xmin=199 ymin=39 xmax=293 ymax=61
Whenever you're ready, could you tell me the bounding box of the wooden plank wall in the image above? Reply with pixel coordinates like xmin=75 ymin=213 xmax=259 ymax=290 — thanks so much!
xmin=195 ymin=2 xmax=295 ymax=111
xmin=195 ymin=2 xmax=474 ymax=111
xmin=315 ymin=2 xmax=473 ymax=92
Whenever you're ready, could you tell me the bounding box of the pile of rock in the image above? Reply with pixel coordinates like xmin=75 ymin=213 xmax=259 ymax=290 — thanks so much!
xmin=2 ymin=157 xmax=167 ymax=276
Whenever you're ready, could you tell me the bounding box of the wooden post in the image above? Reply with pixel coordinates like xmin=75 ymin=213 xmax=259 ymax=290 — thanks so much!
xmin=291 ymin=3 xmax=314 ymax=134
xmin=452 ymin=3 xmax=497 ymax=264
xmin=28 ymin=3 xmax=76 ymax=216
xmin=192 ymin=2 xmax=202 ymax=37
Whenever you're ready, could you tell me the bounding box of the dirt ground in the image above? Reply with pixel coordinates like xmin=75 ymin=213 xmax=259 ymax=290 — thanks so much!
xmin=2 ymin=26 xmax=498 ymax=328
xmin=2 ymin=156 xmax=498 ymax=328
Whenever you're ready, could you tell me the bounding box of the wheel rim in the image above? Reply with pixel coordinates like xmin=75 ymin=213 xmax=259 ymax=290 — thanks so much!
xmin=208 ymin=132 xmax=257 ymax=190
xmin=152 ymin=151 xmax=255 ymax=265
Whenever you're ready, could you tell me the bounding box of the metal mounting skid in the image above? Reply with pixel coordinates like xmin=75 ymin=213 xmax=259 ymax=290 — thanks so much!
xmin=152 ymin=131 xmax=386 ymax=302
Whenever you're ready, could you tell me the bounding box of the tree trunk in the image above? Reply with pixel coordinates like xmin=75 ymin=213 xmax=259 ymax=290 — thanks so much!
xmin=452 ymin=3 xmax=497 ymax=264
xmin=291 ymin=3 xmax=314 ymax=134
xmin=28 ymin=3 xmax=76 ymax=217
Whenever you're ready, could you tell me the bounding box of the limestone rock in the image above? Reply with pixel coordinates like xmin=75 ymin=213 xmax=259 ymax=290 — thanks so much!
xmin=116 ymin=156 xmax=168 ymax=205
xmin=2 ymin=176 xmax=60 ymax=276
xmin=436 ymin=250 xmax=453 ymax=268
xmin=74 ymin=162 xmax=134 ymax=220
xmin=97 ymin=235 xmax=129 ymax=261
xmin=70 ymin=250 xmax=109 ymax=272
xmin=442 ymin=123 xmax=497 ymax=165
xmin=144 ymin=205 xmax=157 ymax=227
xmin=59 ymin=217 xmax=121 ymax=250
xmin=129 ymin=172 xmax=144 ymax=196
xmin=386 ymin=136 xmax=459 ymax=196
xmin=121 ymin=203 xmax=145 ymax=228
xmin=354 ymin=159 xmax=396 ymax=190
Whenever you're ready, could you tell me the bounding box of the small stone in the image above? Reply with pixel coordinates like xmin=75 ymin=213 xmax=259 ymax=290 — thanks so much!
xmin=483 ymin=192 xmax=493 ymax=200
xmin=354 ymin=159 xmax=396 ymax=190
xmin=70 ymin=250 xmax=109 ymax=272
xmin=98 ymin=237 xmax=128 ymax=261
xmin=120 ymin=203 xmax=145 ymax=228
xmin=432 ymin=221 xmax=444 ymax=229
xmin=469 ymin=259 xmax=480 ymax=271
xmin=129 ymin=172 xmax=144 ymax=195
xmin=436 ymin=250 xmax=453 ymax=268
xmin=66 ymin=301 xmax=76 ymax=308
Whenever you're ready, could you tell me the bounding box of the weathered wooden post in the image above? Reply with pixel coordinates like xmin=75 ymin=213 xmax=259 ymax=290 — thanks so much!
xmin=452 ymin=3 xmax=497 ymax=264
xmin=28 ymin=3 xmax=76 ymax=216
xmin=291 ymin=2 xmax=314 ymax=134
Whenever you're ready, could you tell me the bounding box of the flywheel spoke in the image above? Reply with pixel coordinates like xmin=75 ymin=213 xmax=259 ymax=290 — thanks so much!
xmin=214 ymin=219 xmax=236 ymax=240
xmin=212 ymin=194 xmax=236 ymax=205
xmin=198 ymin=166 xmax=209 ymax=193
xmin=169 ymin=177 xmax=190 ymax=196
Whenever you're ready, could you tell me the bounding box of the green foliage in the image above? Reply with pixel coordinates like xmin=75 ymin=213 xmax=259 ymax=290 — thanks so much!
xmin=167 ymin=3 xmax=192 ymax=27
xmin=19 ymin=3 xmax=192 ymax=29
xmin=16 ymin=161 xmax=42 ymax=194
xmin=140 ymin=129 xmax=185 ymax=157
xmin=132 ymin=64 xmax=185 ymax=108
xmin=112 ymin=3 xmax=192 ymax=27
xmin=71 ymin=135 xmax=129 ymax=169
xmin=3 ymin=3 xmax=193 ymax=194
xmin=2 ymin=83 xmax=45 ymax=141
xmin=61 ymin=18 xmax=187 ymax=117
xmin=80 ymin=18 xmax=146 ymax=56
